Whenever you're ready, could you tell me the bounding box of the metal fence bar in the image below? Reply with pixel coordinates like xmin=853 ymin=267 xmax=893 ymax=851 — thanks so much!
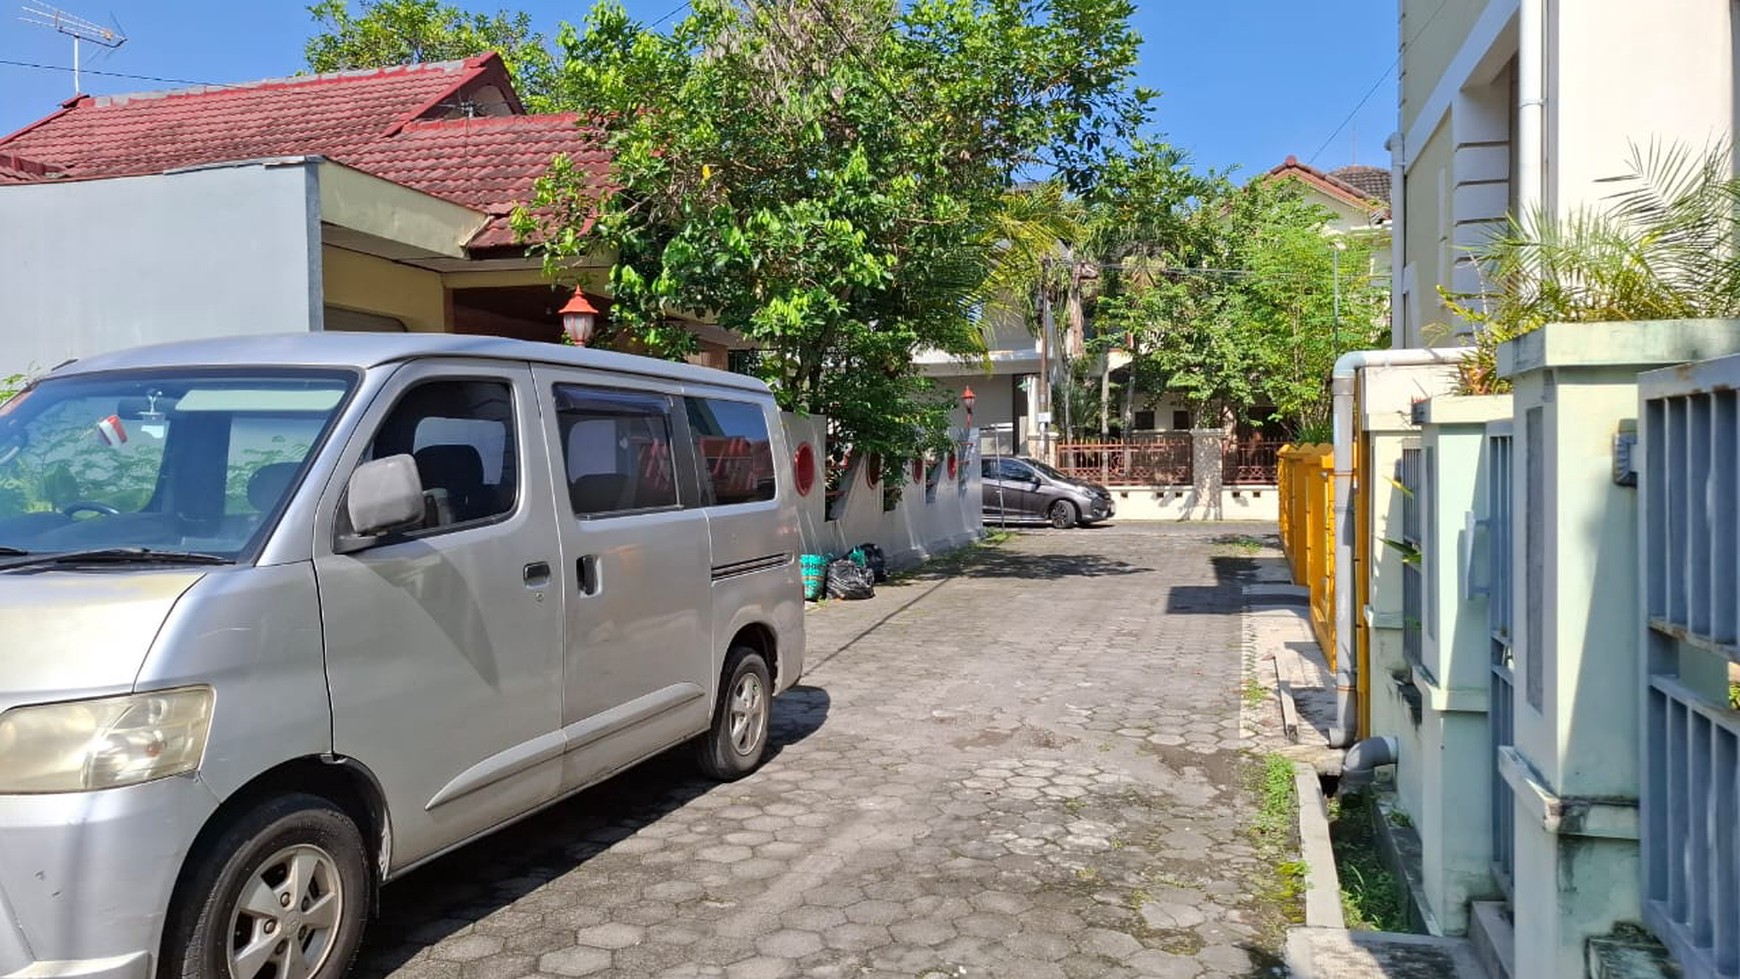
xmin=1641 ymin=361 xmax=1740 ymax=979
xmin=1223 ymin=440 xmax=1285 ymax=485
xmin=1486 ymin=426 xmax=1515 ymax=897
xmin=1052 ymin=436 xmax=1193 ymax=485
xmin=1401 ymin=446 xmax=1423 ymax=672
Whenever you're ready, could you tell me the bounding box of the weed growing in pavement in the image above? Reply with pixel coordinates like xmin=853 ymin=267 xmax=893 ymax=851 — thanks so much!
xmin=1328 ymin=793 xmax=1410 ymax=931
xmin=1242 ymin=676 xmax=1269 ymax=710
xmin=1213 ymin=533 xmax=1268 ymax=555
xmin=1246 ymin=753 xmax=1306 ymax=929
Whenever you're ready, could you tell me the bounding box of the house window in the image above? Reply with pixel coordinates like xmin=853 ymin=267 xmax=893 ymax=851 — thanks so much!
xmin=1172 ymin=410 xmax=1191 ymax=430
xmin=1133 ymin=410 xmax=1156 ymax=430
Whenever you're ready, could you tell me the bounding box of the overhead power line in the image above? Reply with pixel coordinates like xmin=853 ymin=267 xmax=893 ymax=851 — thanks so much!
xmin=0 ymin=57 xmax=229 ymax=88
xmin=1305 ymin=0 xmax=1453 ymax=167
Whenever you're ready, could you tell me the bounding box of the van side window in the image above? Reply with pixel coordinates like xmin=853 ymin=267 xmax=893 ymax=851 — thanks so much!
xmin=366 ymin=379 xmax=517 ymax=530
xmin=686 ymin=397 xmax=776 ymax=505
xmin=553 ymin=386 xmax=679 ymax=516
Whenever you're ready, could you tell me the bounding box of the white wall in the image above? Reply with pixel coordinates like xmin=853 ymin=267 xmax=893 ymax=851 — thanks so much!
xmin=0 ymin=160 xmax=322 ymax=380
xmin=785 ymin=413 xmax=983 ymax=569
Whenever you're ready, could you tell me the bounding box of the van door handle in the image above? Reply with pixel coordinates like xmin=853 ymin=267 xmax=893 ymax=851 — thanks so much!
xmin=523 ymin=561 xmax=551 ymax=587
xmin=577 ymin=555 xmax=600 ymax=596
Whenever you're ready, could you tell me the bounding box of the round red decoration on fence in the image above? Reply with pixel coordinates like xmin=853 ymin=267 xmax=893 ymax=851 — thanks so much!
xmin=947 ymin=451 xmax=958 ymax=480
xmin=793 ymin=442 xmax=817 ymax=496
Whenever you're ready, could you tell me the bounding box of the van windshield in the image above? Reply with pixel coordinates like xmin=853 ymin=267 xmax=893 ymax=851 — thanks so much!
xmin=0 ymin=370 xmax=354 ymax=561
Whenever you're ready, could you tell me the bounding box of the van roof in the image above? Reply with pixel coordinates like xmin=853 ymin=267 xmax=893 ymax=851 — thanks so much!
xmin=46 ymin=332 xmax=774 ymax=395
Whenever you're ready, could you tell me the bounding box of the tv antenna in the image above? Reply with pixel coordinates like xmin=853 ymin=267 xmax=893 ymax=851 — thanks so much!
xmin=19 ymin=1 xmax=126 ymax=94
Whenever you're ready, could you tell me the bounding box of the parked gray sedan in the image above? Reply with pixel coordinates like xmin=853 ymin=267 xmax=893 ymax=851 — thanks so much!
xmin=980 ymin=456 xmax=1115 ymax=528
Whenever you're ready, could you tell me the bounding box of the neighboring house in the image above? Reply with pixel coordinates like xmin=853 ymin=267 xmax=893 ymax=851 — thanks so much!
xmin=921 ymin=157 xmax=1394 ymax=453
xmin=0 ymin=54 xmax=752 ymax=379
xmin=1388 ymin=0 xmax=1733 ymax=349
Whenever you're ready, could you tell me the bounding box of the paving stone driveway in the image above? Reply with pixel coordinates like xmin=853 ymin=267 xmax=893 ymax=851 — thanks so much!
xmin=357 ymin=524 xmax=1287 ymax=979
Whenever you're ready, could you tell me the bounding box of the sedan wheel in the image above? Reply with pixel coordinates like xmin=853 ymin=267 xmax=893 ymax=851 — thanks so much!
xmin=1048 ymin=500 xmax=1078 ymax=529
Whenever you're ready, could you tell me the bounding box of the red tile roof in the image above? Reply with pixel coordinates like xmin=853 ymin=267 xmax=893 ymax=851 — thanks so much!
xmin=1266 ymin=155 xmax=1386 ymax=211
xmin=0 ymin=153 xmax=59 ymax=183
xmin=1329 ymin=165 xmax=1390 ymax=205
xmin=344 ymin=114 xmax=609 ymax=249
xmin=0 ymin=53 xmax=607 ymax=251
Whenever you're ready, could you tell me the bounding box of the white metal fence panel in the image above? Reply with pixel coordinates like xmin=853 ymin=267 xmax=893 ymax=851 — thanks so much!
xmin=1640 ymin=355 xmax=1740 ymax=979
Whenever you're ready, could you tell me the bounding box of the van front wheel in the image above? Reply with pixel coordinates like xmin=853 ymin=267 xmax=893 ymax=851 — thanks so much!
xmin=164 ymin=794 xmax=371 ymax=979
xmin=696 ymin=647 xmax=772 ymax=781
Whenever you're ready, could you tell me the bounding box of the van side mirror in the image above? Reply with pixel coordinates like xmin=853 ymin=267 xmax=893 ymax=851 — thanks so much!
xmin=337 ymin=455 xmax=423 ymax=552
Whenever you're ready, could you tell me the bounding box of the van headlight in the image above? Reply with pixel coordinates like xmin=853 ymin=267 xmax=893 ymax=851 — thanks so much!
xmin=0 ymin=688 xmax=214 ymax=793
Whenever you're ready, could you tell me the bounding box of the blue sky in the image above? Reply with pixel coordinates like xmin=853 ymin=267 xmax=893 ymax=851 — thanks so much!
xmin=0 ymin=1 xmax=1396 ymax=178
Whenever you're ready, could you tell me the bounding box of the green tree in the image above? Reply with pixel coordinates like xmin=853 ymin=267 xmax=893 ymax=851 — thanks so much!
xmin=521 ymin=0 xmax=1150 ymax=476
xmin=305 ymin=0 xmax=559 ymax=109
xmin=1095 ymin=172 xmax=1385 ymax=437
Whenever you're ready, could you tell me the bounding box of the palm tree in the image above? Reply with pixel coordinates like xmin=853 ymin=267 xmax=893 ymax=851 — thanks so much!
xmin=1447 ymin=139 xmax=1740 ymax=393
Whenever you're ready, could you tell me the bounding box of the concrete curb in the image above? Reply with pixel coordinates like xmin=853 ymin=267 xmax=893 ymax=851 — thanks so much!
xmin=1294 ymin=761 xmax=1345 ymax=929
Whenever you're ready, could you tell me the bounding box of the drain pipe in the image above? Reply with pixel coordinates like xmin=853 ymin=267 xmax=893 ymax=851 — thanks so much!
xmin=1339 ymin=734 xmax=1399 ymax=795
xmin=1328 ymin=348 xmax=1473 ymax=748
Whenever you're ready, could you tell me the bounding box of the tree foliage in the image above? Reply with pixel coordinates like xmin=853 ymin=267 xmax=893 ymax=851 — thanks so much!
xmin=1446 ymin=139 xmax=1740 ymax=394
xmin=305 ymin=0 xmax=560 ymax=109
xmin=520 ymin=0 xmax=1149 ymax=475
xmin=1092 ymin=170 xmax=1386 ymax=436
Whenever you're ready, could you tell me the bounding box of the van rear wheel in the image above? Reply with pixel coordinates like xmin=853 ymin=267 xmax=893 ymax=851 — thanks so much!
xmin=695 ymin=646 xmax=772 ymax=781
xmin=163 ymin=794 xmax=371 ymax=979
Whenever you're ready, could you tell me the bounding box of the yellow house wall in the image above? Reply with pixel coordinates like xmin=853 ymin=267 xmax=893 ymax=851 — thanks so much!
xmin=1401 ymin=116 xmax=1454 ymax=346
xmin=321 ymin=246 xmax=447 ymax=333
xmin=1400 ymin=0 xmax=1496 ymax=134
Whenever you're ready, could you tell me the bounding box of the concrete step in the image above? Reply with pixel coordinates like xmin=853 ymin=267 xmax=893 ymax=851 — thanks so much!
xmin=1285 ymin=927 xmax=1490 ymax=979
xmin=1468 ymin=901 xmax=1513 ymax=979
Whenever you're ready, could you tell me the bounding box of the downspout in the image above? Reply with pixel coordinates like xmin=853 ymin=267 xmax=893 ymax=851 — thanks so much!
xmin=1328 ymin=347 xmax=1473 ymax=748
xmin=1517 ymin=0 xmax=1544 ymax=214
xmin=1384 ymin=130 xmax=1404 ymax=348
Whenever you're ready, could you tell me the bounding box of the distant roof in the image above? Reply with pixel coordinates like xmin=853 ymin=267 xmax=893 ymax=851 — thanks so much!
xmin=0 ymin=54 xmax=606 ymax=251
xmin=48 ymin=332 xmax=770 ymax=393
xmin=1328 ymin=165 xmax=1390 ymax=205
xmin=1265 ymin=155 xmax=1389 ymax=215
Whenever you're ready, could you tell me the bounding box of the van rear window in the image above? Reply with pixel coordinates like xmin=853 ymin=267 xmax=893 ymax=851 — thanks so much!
xmin=686 ymin=398 xmax=776 ymax=506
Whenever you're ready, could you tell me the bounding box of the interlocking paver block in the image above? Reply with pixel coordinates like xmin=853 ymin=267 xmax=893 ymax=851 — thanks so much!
xmin=352 ymin=527 xmax=1289 ymax=979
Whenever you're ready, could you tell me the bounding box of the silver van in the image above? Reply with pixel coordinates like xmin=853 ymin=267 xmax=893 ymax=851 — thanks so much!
xmin=0 ymin=333 xmax=805 ymax=979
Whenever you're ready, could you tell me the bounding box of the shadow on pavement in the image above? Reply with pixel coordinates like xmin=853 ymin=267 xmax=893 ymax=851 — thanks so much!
xmin=903 ymin=548 xmax=1152 ymax=582
xmin=353 ymin=685 xmax=832 ymax=976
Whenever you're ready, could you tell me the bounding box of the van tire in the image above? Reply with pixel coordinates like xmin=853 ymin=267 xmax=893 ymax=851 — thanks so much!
xmin=695 ymin=647 xmax=772 ymax=781
xmin=162 ymin=793 xmax=371 ymax=979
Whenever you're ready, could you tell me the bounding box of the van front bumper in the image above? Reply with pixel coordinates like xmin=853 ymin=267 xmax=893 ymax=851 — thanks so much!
xmin=0 ymin=776 xmax=218 ymax=979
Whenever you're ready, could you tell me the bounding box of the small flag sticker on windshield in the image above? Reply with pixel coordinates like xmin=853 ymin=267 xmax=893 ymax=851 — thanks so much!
xmin=95 ymin=414 xmax=127 ymax=446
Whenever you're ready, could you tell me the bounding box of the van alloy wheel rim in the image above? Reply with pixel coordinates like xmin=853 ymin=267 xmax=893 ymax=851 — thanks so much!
xmin=729 ymin=672 xmax=767 ymax=756
xmin=226 ymin=844 xmax=344 ymax=979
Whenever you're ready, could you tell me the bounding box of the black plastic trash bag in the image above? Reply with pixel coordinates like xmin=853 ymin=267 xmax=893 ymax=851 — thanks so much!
xmin=856 ymin=542 xmax=889 ymax=582
xmin=825 ymin=559 xmax=875 ymax=600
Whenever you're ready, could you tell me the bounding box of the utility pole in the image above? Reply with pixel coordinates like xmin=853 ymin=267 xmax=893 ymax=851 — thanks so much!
xmin=1037 ymin=258 xmax=1054 ymax=463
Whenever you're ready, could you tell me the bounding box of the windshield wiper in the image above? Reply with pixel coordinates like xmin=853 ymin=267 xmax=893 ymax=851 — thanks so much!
xmin=0 ymin=547 xmax=232 ymax=571
xmin=0 ymin=547 xmax=27 ymax=557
